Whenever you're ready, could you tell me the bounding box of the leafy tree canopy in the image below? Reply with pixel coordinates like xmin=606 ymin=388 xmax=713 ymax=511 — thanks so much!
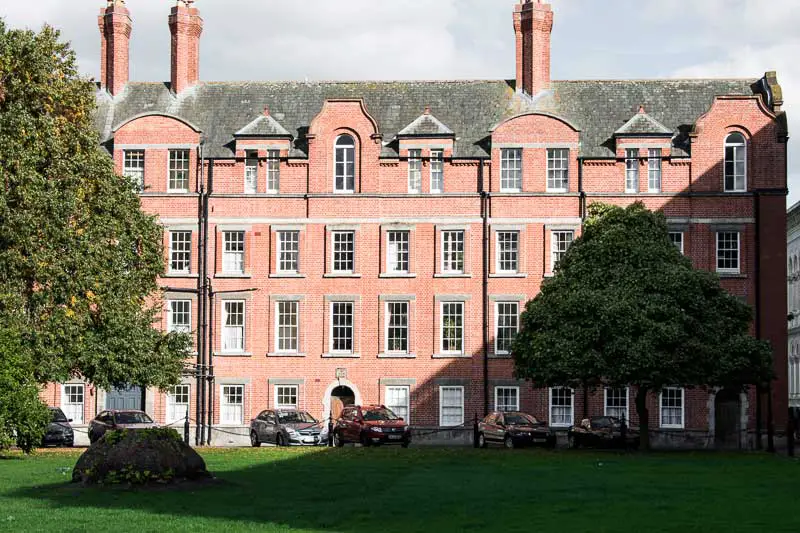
xmin=512 ymin=202 xmax=772 ymax=446
xmin=0 ymin=20 xmax=191 ymax=409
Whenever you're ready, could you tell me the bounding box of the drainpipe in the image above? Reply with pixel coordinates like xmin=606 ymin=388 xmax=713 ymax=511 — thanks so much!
xmin=207 ymin=279 xmax=215 ymax=446
xmin=480 ymin=161 xmax=490 ymax=417
xmin=578 ymin=157 xmax=586 ymax=219
xmin=195 ymin=140 xmax=206 ymax=446
xmin=204 ymin=159 xmax=214 ymax=446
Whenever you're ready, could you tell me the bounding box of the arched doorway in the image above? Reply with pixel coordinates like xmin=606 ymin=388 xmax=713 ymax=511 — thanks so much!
xmin=330 ymin=385 xmax=355 ymax=421
xmin=714 ymin=389 xmax=741 ymax=449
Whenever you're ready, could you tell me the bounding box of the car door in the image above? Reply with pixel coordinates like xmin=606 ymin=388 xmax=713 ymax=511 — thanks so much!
xmin=253 ymin=411 xmax=267 ymax=440
xmin=493 ymin=413 xmax=507 ymax=442
xmin=265 ymin=411 xmax=278 ymax=443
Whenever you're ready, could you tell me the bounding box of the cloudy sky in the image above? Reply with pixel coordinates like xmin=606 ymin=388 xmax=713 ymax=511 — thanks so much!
xmin=2 ymin=0 xmax=797 ymax=204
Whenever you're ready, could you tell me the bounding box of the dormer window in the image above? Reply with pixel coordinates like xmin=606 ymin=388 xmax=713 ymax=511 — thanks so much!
xmin=334 ymin=134 xmax=355 ymax=193
xmin=724 ymin=133 xmax=746 ymax=192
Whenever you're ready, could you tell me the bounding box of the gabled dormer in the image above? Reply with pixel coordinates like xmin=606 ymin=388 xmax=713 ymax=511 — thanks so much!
xmin=398 ymin=107 xmax=455 ymax=139
xmin=396 ymin=108 xmax=455 ymax=194
xmin=614 ymin=106 xmax=673 ymax=139
xmin=614 ymin=106 xmax=673 ymax=193
xmin=234 ymin=107 xmax=293 ymax=156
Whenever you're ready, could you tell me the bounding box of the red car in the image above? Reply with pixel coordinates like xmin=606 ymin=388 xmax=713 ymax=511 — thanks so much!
xmin=333 ymin=405 xmax=411 ymax=447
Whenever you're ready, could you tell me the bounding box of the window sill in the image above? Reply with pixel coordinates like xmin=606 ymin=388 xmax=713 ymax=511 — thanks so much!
xmin=269 ymin=273 xmax=306 ymax=279
xmin=434 ymin=273 xmax=471 ymax=279
xmin=216 ymin=352 xmax=253 ymax=357
xmin=488 ymin=353 xmax=513 ymax=359
xmin=215 ymin=273 xmax=252 ymax=279
xmin=658 ymin=426 xmax=685 ymax=431
xmin=718 ymin=272 xmax=746 ymax=279
xmin=499 ymin=189 xmax=522 ymax=194
xmin=489 ymin=273 xmax=527 ymax=279
xmin=432 ymin=353 xmax=471 ymax=359
xmin=379 ymin=273 xmax=418 ymax=279
xmin=543 ymin=273 xmax=555 ymax=278
xmin=323 ymin=273 xmax=362 ymax=279
xmin=545 ymin=189 xmax=569 ymax=194
xmin=322 ymin=353 xmax=360 ymax=358
xmin=378 ymin=353 xmax=417 ymax=359
xmin=163 ymin=273 xmax=198 ymax=279
xmin=267 ymin=352 xmax=306 ymax=358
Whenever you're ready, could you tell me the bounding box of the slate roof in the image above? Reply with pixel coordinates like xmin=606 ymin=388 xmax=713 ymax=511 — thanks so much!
xmin=95 ymin=78 xmax=759 ymax=159
xmin=397 ymin=110 xmax=454 ymax=137
xmin=234 ymin=112 xmax=292 ymax=138
xmin=614 ymin=108 xmax=673 ymax=137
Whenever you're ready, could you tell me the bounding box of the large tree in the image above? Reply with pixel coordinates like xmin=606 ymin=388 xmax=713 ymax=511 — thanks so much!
xmin=0 ymin=22 xmax=191 ymax=450
xmin=512 ymin=202 xmax=772 ymax=449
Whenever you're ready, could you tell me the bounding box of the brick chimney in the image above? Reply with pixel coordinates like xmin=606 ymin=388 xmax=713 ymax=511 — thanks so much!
xmin=97 ymin=0 xmax=132 ymax=96
xmin=169 ymin=0 xmax=203 ymax=94
xmin=513 ymin=0 xmax=553 ymax=96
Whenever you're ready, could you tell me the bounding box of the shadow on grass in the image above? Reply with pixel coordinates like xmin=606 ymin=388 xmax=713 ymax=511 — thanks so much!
xmin=8 ymin=447 xmax=800 ymax=532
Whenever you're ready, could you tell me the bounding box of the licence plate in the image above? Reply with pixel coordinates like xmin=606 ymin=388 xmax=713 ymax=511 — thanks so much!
xmin=533 ymin=437 xmax=546 ymax=442
xmin=303 ymin=437 xmax=316 ymax=443
xmin=388 ymin=434 xmax=402 ymax=440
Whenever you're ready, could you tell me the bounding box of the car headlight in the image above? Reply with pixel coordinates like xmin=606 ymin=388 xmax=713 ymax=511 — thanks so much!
xmin=286 ymin=428 xmax=299 ymax=436
xmin=370 ymin=426 xmax=383 ymax=433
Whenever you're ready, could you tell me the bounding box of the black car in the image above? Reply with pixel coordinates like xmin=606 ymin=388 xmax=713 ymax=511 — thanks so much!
xmin=42 ymin=407 xmax=74 ymax=447
xmin=567 ymin=416 xmax=640 ymax=449
xmin=478 ymin=411 xmax=556 ymax=449
xmin=88 ymin=410 xmax=157 ymax=443
xmin=250 ymin=409 xmax=323 ymax=447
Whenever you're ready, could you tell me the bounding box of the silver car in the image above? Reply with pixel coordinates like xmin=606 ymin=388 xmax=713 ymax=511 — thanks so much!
xmin=249 ymin=409 xmax=323 ymax=447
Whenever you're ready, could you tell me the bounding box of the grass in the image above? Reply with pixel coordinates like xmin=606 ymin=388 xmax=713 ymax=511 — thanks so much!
xmin=0 ymin=447 xmax=798 ymax=532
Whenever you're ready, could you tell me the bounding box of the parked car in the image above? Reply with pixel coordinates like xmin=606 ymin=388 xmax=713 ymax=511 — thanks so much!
xmin=333 ymin=405 xmax=411 ymax=447
xmin=478 ymin=411 xmax=556 ymax=449
xmin=250 ymin=409 xmax=323 ymax=447
xmin=567 ymin=416 xmax=640 ymax=449
xmin=41 ymin=407 xmax=74 ymax=447
xmin=88 ymin=410 xmax=157 ymax=443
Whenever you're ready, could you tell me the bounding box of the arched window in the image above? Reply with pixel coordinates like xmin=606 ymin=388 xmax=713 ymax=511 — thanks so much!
xmin=724 ymin=133 xmax=746 ymax=192
xmin=334 ymin=134 xmax=355 ymax=193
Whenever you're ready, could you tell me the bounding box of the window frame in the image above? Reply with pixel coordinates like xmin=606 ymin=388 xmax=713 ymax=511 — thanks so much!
xmin=384 ymin=301 xmax=410 ymax=354
xmin=386 ymin=385 xmax=410 ymax=423
xmin=221 ymin=300 xmax=246 ymax=353
xmin=441 ymin=230 xmax=465 ymax=274
xmin=274 ymin=300 xmax=299 ymax=354
xmin=500 ymin=148 xmax=523 ymax=192
xmin=334 ymin=134 xmax=356 ymax=194
xmin=167 ymin=149 xmax=190 ymax=193
xmin=724 ymin=133 xmax=747 ymax=192
xmin=169 ymin=230 xmax=192 ymax=274
xmin=244 ymin=150 xmax=258 ymax=194
xmin=625 ymin=148 xmax=639 ymax=193
xmin=550 ymin=230 xmax=574 ymax=272
xmin=494 ymin=301 xmax=519 ymax=355
xmin=331 ymin=231 xmax=356 ymax=274
xmin=659 ymin=387 xmax=685 ymax=429
xmin=495 ymin=386 xmax=520 ymax=412
xmin=549 ymin=386 xmax=574 ymax=427
xmin=277 ymin=231 xmax=300 ymax=273
xmin=266 ymin=149 xmax=280 ymax=194
xmin=546 ymin=148 xmax=569 ymax=192
xmin=220 ymin=384 xmax=244 ymax=425
xmin=387 ymin=230 xmax=410 ymax=274
xmin=408 ymin=149 xmax=422 ymax=194
xmin=61 ymin=384 xmax=84 ymax=425
xmin=430 ymin=149 xmax=444 ymax=193
xmin=603 ymin=387 xmax=629 ymax=421
xmin=166 ymin=384 xmax=190 ymax=425
xmin=123 ymin=149 xmax=145 ymax=192
xmin=167 ymin=299 xmax=192 ymax=334
xmin=648 ymin=148 xmax=662 ymax=192
xmin=275 ymin=385 xmax=298 ymax=410
xmin=669 ymin=232 xmax=684 ymax=254
xmin=439 ymin=385 xmax=465 ymax=427
xmin=495 ymin=231 xmax=519 ymax=274
xmin=222 ymin=231 xmax=245 ymax=274
xmin=716 ymin=231 xmax=741 ymax=274
xmin=439 ymin=301 xmax=465 ymax=355
xmin=329 ymin=301 xmax=355 ymax=355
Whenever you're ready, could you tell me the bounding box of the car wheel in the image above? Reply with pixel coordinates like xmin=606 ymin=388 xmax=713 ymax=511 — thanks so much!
xmin=276 ymin=433 xmax=286 ymax=447
xmin=250 ymin=431 xmax=260 ymax=448
xmin=568 ymin=434 xmax=579 ymax=449
xmin=334 ymin=431 xmax=344 ymax=447
xmin=401 ymin=440 xmax=410 ymax=449
xmin=478 ymin=433 xmax=487 ymax=449
xmin=504 ymin=436 xmax=515 ymax=449
xmin=360 ymin=432 xmax=371 ymax=448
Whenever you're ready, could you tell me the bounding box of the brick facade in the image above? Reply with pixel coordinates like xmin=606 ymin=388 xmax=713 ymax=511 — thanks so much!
xmin=42 ymin=0 xmax=790 ymax=448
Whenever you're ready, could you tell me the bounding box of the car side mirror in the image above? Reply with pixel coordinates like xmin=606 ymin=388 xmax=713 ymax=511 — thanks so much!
xmin=398 ymin=417 xmax=404 ymax=422
xmin=68 ymin=419 xmax=73 ymax=423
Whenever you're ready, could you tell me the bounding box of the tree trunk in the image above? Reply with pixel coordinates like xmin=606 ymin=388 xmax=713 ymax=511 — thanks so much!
xmin=636 ymin=387 xmax=650 ymax=451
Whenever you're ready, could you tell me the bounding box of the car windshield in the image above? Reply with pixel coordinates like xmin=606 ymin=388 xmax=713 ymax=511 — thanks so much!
xmin=51 ymin=409 xmax=68 ymax=423
xmin=115 ymin=412 xmax=153 ymax=424
xmin=504 ymin=413 xmax=540 ymax=426
xmin=362 ymin=408 xmax=399 ymax=421
xmin=278 ymin=411 xmax=317 ymax=424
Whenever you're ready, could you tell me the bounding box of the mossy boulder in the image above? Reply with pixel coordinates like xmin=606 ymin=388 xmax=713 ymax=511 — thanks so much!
xmin=72 ymin=427 xmax=210 ymax=485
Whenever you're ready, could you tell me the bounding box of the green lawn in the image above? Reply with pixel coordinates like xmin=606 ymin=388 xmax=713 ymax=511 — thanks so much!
xmin=0 ymin=447 xmax=798 ymax=532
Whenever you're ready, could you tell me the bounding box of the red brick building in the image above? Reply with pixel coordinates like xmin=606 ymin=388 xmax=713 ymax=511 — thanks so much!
xmin=43 ymin=0 xmax=789 ymax=448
